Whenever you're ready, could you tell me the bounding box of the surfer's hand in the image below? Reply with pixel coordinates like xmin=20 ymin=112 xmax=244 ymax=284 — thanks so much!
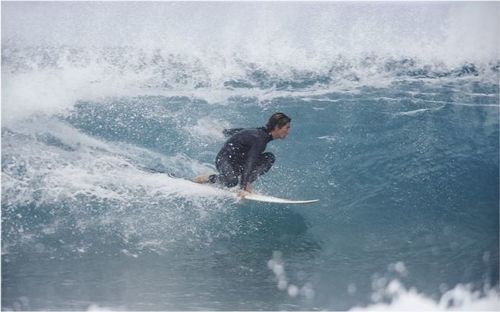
xmin=244 ymin=184 xmax=253 ymax=193
xmin=237 ymin=190 xmax=251 ymax=198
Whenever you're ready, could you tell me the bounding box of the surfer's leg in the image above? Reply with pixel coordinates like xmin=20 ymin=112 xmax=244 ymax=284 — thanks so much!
xmin=247 ymin=152 xmax=275 ymax=184
xmin=211 ymin=157 xmax=240 ymax=188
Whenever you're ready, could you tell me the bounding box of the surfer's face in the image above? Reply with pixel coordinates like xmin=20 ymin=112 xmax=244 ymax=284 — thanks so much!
xmin=273 ymin=122 xmax=291 ymax=139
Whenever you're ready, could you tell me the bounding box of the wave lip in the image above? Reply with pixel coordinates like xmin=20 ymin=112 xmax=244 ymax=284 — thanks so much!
xmin=2 ymin=45 xmax=498 ymax=126
xmin=3 ymin=46 xmax=498 ymax=83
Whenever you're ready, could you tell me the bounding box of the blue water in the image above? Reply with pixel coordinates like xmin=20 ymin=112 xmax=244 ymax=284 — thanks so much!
xmin=2 ymin=2 xmax=499 ymax=310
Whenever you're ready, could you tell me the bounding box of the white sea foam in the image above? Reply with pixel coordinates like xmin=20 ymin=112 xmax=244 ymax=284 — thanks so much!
xmin=394 ymin=108 xmax=433 ymax=117
xmin=350 ymin=279 xmax=499 ymax=311
xmin=3 ymin=119 xmax=231 ymax=206
xmin=1 ymin=116 xmax=238 ymax=256
xmin=317 ymin=135 xmax=338 ymax=143
xmin=186 ymin=117 xmax=230 ymax=142
xmin=360 ymin=265 xmax=500 ymax=311
xmin=267 ymin=253 xmax=499 ymax=311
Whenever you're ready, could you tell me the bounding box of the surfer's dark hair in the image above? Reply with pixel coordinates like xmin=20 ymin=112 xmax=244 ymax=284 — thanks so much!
xmin=266 ymin=112 xmax=291 ymax=132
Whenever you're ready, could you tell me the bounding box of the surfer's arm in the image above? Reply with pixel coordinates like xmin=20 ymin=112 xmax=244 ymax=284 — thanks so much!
xmin=243 ymin=183 xmax=253 ymax=193
xmin=236 ymin=189 xmax=252 ymax=197
xmin=240 ymin=143 xmax=261 ymax=190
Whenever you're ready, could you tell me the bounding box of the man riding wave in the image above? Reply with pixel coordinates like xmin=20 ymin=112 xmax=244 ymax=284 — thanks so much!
xmin=194 ymin=112 xmax=291 ymax=195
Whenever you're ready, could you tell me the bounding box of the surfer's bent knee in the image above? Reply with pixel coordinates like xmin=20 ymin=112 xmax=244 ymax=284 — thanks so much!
xmin=224 ymin=178 xmax=239 ymax=188
xmin=263 ymin=152 xmax=275 ymax=165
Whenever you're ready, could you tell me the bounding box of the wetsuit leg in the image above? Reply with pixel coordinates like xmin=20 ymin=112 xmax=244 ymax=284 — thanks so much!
xmin=209 ymin=156 xmax=240 ymax=188
xmin=247 ymin=152 xmax=275 ymax=184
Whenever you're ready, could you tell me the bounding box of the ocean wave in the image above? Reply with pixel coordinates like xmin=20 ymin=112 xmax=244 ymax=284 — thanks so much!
xmin=2 ymin=2 xmax=498 ymax=310
xmin=2 ymin=45 xmax=498 ymax=126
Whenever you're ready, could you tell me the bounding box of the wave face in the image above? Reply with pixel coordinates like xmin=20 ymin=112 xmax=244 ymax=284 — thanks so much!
xmin=2 ymin=2 xmax=499 ymax=310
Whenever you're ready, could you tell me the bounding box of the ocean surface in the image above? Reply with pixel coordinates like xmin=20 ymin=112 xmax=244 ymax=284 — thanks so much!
xmin=1 ymin=2 xmax=499 ymax=311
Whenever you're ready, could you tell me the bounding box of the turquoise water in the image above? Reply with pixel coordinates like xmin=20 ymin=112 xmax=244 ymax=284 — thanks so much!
xmin=2 ymin=2 xmax=499 ymax=310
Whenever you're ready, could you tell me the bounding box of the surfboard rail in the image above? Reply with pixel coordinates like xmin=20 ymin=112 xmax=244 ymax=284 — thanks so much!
xmin=242 ymin=193 xmax=319 ymax=204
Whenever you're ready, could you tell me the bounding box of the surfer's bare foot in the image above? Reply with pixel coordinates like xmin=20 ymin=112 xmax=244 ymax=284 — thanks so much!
xmin=193 ymin=175 xmax=210 ymax=183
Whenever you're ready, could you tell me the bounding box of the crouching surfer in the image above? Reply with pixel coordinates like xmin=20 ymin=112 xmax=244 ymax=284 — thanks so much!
xmin=193 ymin=112 xmax=291 ymax=196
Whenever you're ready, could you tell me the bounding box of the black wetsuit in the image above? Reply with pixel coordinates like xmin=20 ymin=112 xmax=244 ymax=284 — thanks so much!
xmin=209 ymin=127 xmax=275 ymax=189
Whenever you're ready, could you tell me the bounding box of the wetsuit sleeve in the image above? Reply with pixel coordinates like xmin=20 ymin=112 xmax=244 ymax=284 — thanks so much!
xmin=240 ymin=140 xmax=265 ymax=190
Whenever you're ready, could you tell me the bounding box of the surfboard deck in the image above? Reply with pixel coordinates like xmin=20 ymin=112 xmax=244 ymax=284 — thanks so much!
xmin=142 ymin=168 xmax=319 ymax=205
xmin=242 ymin=193 xmax=319 ymax=204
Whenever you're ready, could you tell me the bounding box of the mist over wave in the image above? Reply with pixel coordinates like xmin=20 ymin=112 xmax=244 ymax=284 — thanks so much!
xmin=3 ymin=2 xmax=499 ymax=61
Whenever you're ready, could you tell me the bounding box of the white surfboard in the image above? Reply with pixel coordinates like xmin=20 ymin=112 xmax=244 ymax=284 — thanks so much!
xmin=143 ymin=169 xmax=319 ymax=205
xmin=243 ymin=193 xmax=319 ymax=204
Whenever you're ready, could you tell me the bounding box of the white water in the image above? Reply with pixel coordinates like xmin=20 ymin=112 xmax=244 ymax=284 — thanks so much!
xmin=350 ymin=280 xmax=499 ymax=311
xmin=268 ymin=253 xmax=499 ymax=311
xmin=2 ymin=2 xmax=499 ymax=126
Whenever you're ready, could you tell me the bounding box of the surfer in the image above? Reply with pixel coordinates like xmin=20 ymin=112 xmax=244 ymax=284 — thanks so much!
xmin=193 ymin=112 xmax=291 ymax=195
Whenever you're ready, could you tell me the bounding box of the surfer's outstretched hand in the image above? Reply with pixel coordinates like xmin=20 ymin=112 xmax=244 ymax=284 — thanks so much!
xmin=237 ymin=184 xmax=254 ymax=198
xmin=244 ymin=184 xmax=253 ymax=193
xmin=237 ymin=190 xmax=251 ymax=198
